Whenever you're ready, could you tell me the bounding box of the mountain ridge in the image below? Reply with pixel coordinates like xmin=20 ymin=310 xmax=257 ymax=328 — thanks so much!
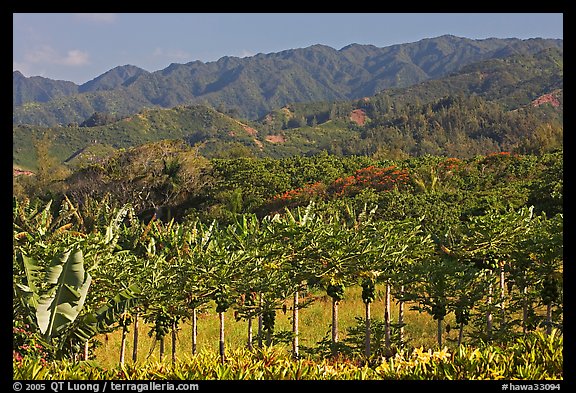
xmin=13 ymin=35 xmax=562 ymax=126
xmin=13 ymin=46 xmax=562 ymax=170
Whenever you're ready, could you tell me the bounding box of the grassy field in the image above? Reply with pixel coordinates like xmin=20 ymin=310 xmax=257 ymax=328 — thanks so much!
xmin=93 ymin=285 xmax=459 ymax=368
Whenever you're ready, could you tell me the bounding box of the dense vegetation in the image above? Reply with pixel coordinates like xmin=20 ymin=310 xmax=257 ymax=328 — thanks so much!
xmin=13 ymin=34 xmax=563 ymax=381
xmin=13 ymin=147 xmax=563 ymax=380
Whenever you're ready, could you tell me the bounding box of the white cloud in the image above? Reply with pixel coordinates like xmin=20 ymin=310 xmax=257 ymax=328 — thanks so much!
xmin=13 ymin=61 xmax=29 ymax=74
xmin=21 ymin=45 xmax=90 ymax=67
xmin=61 ymin=50 xmax=90 ymax=66
xmin=238 ymin=49 xmax=255 ymax=58
xmin=75 ymin=13 xmax=118 ymax=23
xmin=152 ymin=47 xmax=192 ymax=61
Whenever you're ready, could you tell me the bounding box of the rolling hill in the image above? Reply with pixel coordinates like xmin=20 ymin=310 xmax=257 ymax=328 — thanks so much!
xmin=13 ymin=45 xmax=563 ymax=170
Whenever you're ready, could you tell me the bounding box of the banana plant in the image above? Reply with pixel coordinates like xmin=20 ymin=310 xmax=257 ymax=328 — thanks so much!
xmin=14 ymin=198 xmax=144 ymax=360
xmin=73 ymin=283 xmax=142 ymax=359
xmin=15 ymin=247 xmax=91 ymax=358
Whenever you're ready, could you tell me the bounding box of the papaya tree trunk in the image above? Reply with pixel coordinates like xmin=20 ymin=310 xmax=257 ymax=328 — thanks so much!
xmin=132 ymin=313 xmax=139 ymax=363
xmin=266 ymin=326 xmax=272 ymax=347
xmin=331 ymin=297 xmax=339 ymax=355
xmin=365 ymin=301 xmax=371 ymax=358
xmin=546 ymin=303 xmax=553 ymax=335
xmin=192 ymin=308 xmax=198 ymax=355
xmin=486 ymin=282 xmax=493 ymax=339
xmin=247 ymin=316 xmax=253 ymax=350
xmin=384 ymin=281 xmax=391 ymax=348
xmin=292 ymin=289 xmax=299 ymax=359
xmin=219 ymin=311 xmax=226 ymax=364
xmin=258 ymin=294 xmax=263 ymax=348
xmin=437 ymin=318 xmax=443 ymax=347
xmin=398 ymin=285 xmax=405 ymax=344
xmin=84 ymin=340 xmax=89 ymax=361
xmin=458 ymin=324 xmax=464 ymax=346
xmin=119 ymin=323 xmax=128 ymax=366
xmin=522 ymin=285 xmax=528 ymax=335
xmin=499 ymin=263 xmax=506 ymax=332
xmin=159 ymin=337 xmax=165 ymax=361
xmin=171 ymin=320 xmax=177 ymax=366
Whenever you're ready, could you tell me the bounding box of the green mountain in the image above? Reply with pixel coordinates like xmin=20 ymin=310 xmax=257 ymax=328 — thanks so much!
xmin=13 ymin=46 xmax=562 ymax=171
xmin=78 ymin=65 xmax=150 ymax=93
xmin=13 ymin=65 xmax=149 ymax=108
xmin=13 ymin=35 xmax=562 ymax=126
xmin=13 ymin=105 xmax=256 ymax=170
xmin=13 ymin=71 xmax=78 ymax=107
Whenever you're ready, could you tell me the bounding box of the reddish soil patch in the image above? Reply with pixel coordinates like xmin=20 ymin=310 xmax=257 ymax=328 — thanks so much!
xmin=242 ymin=125 xmax=258 ymax=136
xmin=265 ymin=134 xmax=286 ymax=144
xmin=350 ymin=109 xmax=367 ymax=126
xmin=13 ymin=168 xmax=34 ymax=176
xmin=233 ymin=119 xmax=258 ymax=136
xmin=532 ymin=92 xmax=560 ymax=108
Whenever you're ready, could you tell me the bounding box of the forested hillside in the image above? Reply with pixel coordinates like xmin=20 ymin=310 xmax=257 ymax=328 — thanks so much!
xmin=13 ymin=35 xmax=562 ymax=126
xmin=13 ymin=47 xmax=562 ymax=170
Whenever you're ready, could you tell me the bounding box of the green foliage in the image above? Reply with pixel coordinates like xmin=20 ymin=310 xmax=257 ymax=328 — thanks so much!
xmin=13 ymin=330 xmax=562 ymax=379
xmin=326 ymin=282 xmax=345 ymax=301
xmin=63 ymin=139 xmax=215 ymax=219
xmin=374 ymin=330 xmax=562 ymax=379
xmin=361 ymin=278 xmax=376 ymax=304
xmin=13 ymin=145 xmax=563 ymax=373
xmin=34 ymin=248 xmax=92 ymax=339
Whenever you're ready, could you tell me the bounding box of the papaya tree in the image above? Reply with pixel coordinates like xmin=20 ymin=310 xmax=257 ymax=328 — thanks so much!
xmin=273 ymin=202 xmax=324 ymax=358
xmin=526 ymin=213 xmax=563 ymax=335
xmin=182 ymin=220 xmax=219 ymax=356
xmin=203 ymin=221 xmax=245 ymax=364
xmin=457 ymin=206 xmax=536 ymax=341
xmin=227 ymin=212 xmax=297 ymax=353
xmin=314 ymin=206 xmax=373 ymax=356
xmin=368 ymin=216 xmax=433 ymax=351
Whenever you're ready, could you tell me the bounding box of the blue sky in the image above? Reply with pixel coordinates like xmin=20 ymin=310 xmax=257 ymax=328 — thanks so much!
xmin=13 ymin=13 xmax=563 ymax=85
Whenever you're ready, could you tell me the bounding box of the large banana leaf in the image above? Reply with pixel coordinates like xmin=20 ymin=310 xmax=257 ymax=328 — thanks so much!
xmin=73 ymin=284 xmax=141 ymax=341
xmin=14 ymin=253 xmax=43 ymax=309
xmin=36 ymin=248 xmax=92 ymax=338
